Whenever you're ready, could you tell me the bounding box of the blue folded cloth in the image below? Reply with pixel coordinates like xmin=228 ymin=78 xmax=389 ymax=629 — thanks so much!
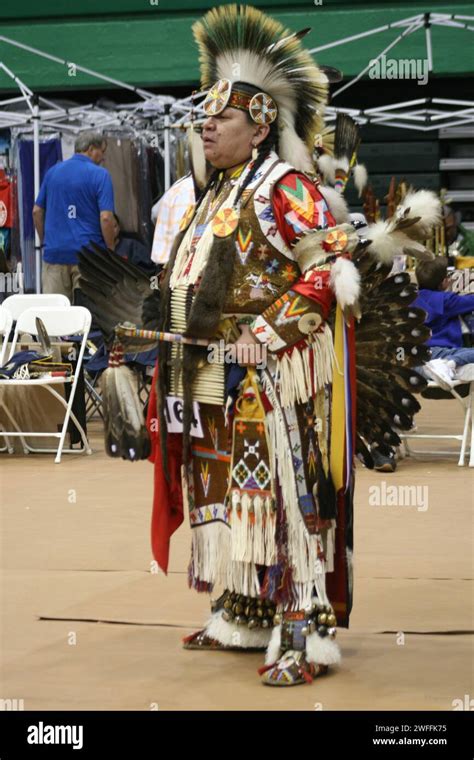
xmin=0 ymin=350 xmax=48 ymax=378
xmin=85 ymin=344 xmax=158 ymax=374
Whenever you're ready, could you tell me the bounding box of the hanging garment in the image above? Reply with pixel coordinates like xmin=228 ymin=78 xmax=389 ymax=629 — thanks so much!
xmin=102 ymin=137 xmax=140 ymax=237
xmin=151 ymin=175 xmax=195 ymax=265
xmin=148 ymin=146 xmax=165 ymax=213
xmin=60 ymin=133 xmax=76 ymax=161
xmin=18 ymin=138 xmax=62 ymax=240
xmin=135 ymin=140 xmax=154 ymax=246
xmin=16 ymin=136 xmax=62 ymax=291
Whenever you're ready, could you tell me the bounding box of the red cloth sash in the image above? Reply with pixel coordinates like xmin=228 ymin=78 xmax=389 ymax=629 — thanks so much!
xmin=147 ymin=364 xmax=184 ymax=574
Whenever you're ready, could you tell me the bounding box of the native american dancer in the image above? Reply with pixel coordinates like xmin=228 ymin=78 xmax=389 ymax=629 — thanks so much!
xmin=79 ymin=4 xmax=441 ymax=686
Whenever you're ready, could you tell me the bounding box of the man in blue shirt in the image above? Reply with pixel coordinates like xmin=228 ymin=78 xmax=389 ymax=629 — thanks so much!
xmin=33 ymin=131 xmax=115 ymax=300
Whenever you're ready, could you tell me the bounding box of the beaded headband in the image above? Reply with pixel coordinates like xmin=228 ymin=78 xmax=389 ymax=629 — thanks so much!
xmin=203 ymin=78 xmax=278 ymax=125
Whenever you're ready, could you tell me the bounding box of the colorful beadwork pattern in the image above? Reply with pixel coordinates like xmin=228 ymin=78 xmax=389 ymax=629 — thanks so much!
xmin=203 ymin=78 xmax=232 ymax=115
xmin=249 ymin=91 xmax=278 ymax=124
xmin=235 ymin=226 xmax=254 ymax=265
xmin=212 ymin=206 xmax=240 ymax=237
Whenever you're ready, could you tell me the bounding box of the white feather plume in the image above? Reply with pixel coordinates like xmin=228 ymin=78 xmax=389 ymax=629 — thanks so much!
xmin=330 ymin=257 xmax=360 ymax=308
xmin=101 ymin=365 xmax=149 ymax=460
xmin=365 ymin=221 xmax=397 ymax=264
xmin=353 ymin=163 xmax=368 ymax=196
xmin=319 ymin=185 xmax=350 ymax=223
xmin=366 ymin=221 xmax=435 ymax=264
xmin=278 ymin=106 xmax=314 ymax=173
xmin=333 ymin=156 xmax=349 ymax=173
xmin=317 ymin=153 xmax=336 ymax=184
xmin=397 ymin=190 xmax=442 ymax=240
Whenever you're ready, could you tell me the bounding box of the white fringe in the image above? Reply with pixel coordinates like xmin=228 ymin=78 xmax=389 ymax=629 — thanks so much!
xmin=275 ymin=326 xmax=335 ymax=409
xmin=232 ymin=561 xmax=261 ymax=597
xmin=291 ymin=580 xmax=320 ymax=610
xmin=227 ymin=491 xmax=277 ymax=565
xmin=325 ymin=522 xmax=337 ymax=573
xmin=206 ymin=611 xmax=272 ymax=649
xmin=314 ymin=566 xmax=331 ymax=608
xmin=191 ymin=522 xmax=262 ymax=597
xmin=191 ymin=522 xmax=233 ymax=588
xmin=305 ymin=630 xmax=341 ymax=665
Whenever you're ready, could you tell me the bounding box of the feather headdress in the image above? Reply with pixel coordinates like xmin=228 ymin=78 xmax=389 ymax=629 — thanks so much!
xmin=192 ymin=4 xmax=328 ymax=173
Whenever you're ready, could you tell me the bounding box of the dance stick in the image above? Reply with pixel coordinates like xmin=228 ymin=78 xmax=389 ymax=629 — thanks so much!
xmin=115 ymin=323 xmax=213 ymax=347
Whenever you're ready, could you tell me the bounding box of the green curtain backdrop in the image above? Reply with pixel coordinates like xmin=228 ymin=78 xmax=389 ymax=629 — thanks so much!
xmin=0 ymin=1 xmax=472 ymax=93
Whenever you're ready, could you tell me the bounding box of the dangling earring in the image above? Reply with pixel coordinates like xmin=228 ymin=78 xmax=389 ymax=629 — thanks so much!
xmin=252 ymin=142 xmax=258 ymax=161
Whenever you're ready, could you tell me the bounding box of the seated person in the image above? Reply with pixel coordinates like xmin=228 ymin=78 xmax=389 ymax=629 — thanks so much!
xmin=413 ymin=257 xmax=474 ymax=371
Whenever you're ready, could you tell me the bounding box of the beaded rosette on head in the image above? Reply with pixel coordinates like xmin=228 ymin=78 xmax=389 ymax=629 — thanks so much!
xmin=193 ymin=3 xmax=329 ymax=173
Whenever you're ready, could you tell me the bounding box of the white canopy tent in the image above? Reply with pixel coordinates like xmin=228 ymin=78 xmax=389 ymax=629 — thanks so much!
xmin=0 ymin=12 xmax=473 ymax=290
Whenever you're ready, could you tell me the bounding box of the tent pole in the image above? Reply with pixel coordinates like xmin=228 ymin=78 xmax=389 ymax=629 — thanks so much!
xmin=32 ymin=95 xmax=41 ymax=294
xmin=424 ymin=13 xmax=433 ymax=72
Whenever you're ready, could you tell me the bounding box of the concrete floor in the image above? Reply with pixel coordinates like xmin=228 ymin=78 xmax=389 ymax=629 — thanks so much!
xmin=0 ymin=397 xmax=472 ymax=710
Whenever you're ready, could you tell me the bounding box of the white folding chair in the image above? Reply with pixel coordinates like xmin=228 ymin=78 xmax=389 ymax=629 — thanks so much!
xmin=2 ymin=293 xmax=70 ymax=323
xmin=0 ymin=306 xmax=14 ymax=453
xmin=0 ymin=306 xmax=92 ymax=463
xmin=401 ymin=368 xmax=474 ymax=467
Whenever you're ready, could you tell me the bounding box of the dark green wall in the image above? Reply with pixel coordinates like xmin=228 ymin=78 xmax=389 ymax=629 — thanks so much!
xmin=0 ymin=1 xmax=472 ymax=94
